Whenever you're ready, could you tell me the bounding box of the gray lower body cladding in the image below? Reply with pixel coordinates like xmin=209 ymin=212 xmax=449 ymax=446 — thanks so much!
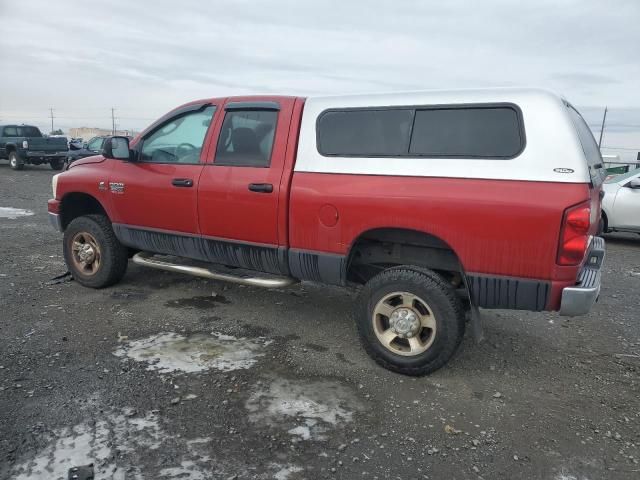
xmin=112 ymin=223 xmax=551 ymax=309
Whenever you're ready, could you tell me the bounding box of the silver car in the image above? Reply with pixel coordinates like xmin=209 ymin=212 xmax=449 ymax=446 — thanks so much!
xmin=601 ymin=168 xmax=640 ymax=234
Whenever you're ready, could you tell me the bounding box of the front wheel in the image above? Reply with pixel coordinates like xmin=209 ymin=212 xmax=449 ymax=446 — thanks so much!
xmin=9 ymin=151 xmax=24 ymax=170
xmin=356 ymin=266 xmax=465 ymax=376
xmin=63 ymin=215 xmax=128 ymax=288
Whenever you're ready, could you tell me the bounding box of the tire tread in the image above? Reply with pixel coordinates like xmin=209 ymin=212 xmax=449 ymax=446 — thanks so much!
xmin=357 ymin=266 xmax=466 ymax=376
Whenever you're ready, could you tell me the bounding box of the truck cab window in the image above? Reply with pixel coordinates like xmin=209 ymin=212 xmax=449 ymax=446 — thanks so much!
xmin=87 ymin=137 xmax=104 ymax=152
xmin=16 ymin=126 xmax=42 ymax=137
xmin=140 ymin=106 xmax=215 ymax=164
xmin=215 ymin=110 xmax=277 ymax=167
xmin=3 ymin=127 xmax=18 ymax=136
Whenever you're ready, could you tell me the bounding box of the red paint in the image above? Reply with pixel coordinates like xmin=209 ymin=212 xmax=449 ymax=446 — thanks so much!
xmin=108 ymin=161 xmax=205 ymax=234
xmin=197 ymin=97 xmax=297 ymax=245
xmin=319 ymin=204 xmax=339 ymax=227
xmin=289 ymin=173 xmax=592 ymax=287
xmin=47 ymin=198 xmax=61 ymax=214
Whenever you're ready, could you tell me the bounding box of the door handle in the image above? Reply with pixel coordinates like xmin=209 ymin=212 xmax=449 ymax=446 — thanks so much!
xmin=248 ymin=183 xmax=273 ymax=193
xmin=172 ymin=178 xmax=193 ymax=187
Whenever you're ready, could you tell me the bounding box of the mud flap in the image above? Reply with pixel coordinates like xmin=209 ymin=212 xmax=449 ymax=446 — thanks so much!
xmin=461 ymin=272 xmax=484 ymax=343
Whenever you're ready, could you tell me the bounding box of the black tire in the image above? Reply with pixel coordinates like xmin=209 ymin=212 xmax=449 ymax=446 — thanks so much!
xmin=50 ymin=158 xmax=64 ymax=170
xmin=598 ymin=213 xmax=608 ymax=235
xmin=357 ymin=266 xmax=465 ymax=376
xmin=9 ymin=151 xmax=24 ymax=170
xmin=63 ymin=214 xmax=128 ymax=288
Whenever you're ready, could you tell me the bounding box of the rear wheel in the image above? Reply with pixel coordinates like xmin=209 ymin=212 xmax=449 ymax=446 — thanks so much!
xmin=63 ymin=215 xmax=128 ymax=288
xmin=356 ymin=266 xmax=465 ymax=376
xmin=598 ymin=212 xmax=608 ymax=235
xmin=9 ymin=151 xmax=24 ymax=170
xmin=50 ymin=158 xmax=64 ymax=170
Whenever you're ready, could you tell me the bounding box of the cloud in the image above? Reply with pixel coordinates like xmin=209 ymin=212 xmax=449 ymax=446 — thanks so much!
xmin=0 ymin=0 xmax=638 ymax=152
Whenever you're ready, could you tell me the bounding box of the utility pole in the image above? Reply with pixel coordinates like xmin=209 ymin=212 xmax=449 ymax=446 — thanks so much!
xmin=598 ymin=106 xmax=607 ymax=148
xmin=49 ymin=108 xmax=55 ymax=134
xmin=111 ymin=108 xmax=116 ymax=135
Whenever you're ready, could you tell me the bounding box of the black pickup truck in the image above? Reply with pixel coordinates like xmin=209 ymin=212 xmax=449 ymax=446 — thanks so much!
xmin=0 ymin=125 xmax=68 ymax=170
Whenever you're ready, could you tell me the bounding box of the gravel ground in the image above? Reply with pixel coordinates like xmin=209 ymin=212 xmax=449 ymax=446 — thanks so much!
xmin=1 ymin=163 xmax=639 ymax=480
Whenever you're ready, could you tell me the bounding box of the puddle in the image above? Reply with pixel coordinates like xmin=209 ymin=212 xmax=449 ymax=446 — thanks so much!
xmin=165 ymin=294 xmax=229 ymax=309
xmin=0 ymin=207 xmax=34 ymax=219
xmin=11 ymin=410 xmax=215 ymax=480
xmin=246 ymin=377 xmax=362 ymax=441
xmin=113 ymin=332 xmax=271 ymax=373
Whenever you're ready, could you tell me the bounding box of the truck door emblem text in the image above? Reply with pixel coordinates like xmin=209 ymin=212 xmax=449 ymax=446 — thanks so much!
xmin=554 ymin=168 xmax=574 ymax=174
xmin=109 ymin=182 xmax=125 ymax=193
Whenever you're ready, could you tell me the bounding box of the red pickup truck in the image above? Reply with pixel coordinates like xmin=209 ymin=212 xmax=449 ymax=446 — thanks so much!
xmin=48 ymin=89 xmax=606 ymax=375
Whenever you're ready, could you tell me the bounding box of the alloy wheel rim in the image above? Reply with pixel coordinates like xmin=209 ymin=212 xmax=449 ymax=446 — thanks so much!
xmin=70 ymin=231 xmax=101 ymax=276
xmin=372 ymin=291 xmax=437 ymax=356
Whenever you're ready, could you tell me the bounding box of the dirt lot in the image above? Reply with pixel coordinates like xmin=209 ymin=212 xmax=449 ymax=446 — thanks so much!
xmin=0 ymin=163 xmax=638 ymax=480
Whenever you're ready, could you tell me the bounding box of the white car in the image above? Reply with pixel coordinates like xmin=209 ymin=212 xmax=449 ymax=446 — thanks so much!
xmin=601 ymin=168 xmax=640 ymax=234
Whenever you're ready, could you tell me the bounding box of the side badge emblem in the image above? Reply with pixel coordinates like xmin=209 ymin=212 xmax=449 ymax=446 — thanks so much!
xmin=98 ymin=181 xmax=107 ymax=191
xmin=554 ymin=168 xmax=575 ymax=174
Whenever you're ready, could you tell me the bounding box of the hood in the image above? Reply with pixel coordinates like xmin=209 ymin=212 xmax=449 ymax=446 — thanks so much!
xmin=68 ymin=155 xmax=105 ymax=168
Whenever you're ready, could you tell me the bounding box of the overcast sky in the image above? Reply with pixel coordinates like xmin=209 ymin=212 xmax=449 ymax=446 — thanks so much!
xmin=1 ymin=0 xmax=639 ymax=160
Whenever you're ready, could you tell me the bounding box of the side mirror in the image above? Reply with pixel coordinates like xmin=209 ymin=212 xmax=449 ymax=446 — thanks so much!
xmin=626 ymin=178 xmax=640 ymax=189
xmin=103 ymin=136 xmax=133 ymax=161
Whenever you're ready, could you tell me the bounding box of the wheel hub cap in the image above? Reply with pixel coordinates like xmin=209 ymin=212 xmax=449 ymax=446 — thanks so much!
xmin=78 ymin=244 xmax=96 ymax=263
xmin=389 ymin=308 xmax=421 ymax=338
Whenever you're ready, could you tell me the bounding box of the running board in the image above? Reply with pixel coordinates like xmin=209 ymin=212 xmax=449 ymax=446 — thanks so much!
xmin=132 ymin=252 xmax=298 ymax=288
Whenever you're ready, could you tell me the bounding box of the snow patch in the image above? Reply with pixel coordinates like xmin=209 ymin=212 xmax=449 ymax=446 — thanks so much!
xmin=113 ymin=332 xmax=270 ymax=373
xmin=273 ymin=464 xmax=304 ymax=480
xmin=11 ymin=409 xmax=215 ymax=480
xmin=246 ymin=377 xmax=361 ymax=441
xmin=0 ymin=207 xmax=34 ymax=219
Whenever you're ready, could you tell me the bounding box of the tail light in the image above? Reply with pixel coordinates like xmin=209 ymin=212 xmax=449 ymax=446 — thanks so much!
xmin=557 ymin=201 xmax=591 ymax=266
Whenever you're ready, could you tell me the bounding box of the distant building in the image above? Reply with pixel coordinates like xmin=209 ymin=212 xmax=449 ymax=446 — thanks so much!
xmin=68 ymin=127 xmax=138 ymax=140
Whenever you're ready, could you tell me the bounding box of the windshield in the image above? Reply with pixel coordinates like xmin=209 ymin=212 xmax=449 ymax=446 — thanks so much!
xmin=605 ymin=167 xmax=640 ymax=184
xmin=16 ymin=126 xmax=42 ymax=137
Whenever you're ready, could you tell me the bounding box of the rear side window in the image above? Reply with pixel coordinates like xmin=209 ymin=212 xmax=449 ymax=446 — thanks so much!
xmin=17 ymin=126 xmax=42 ymax=137
xmin=3 ymin=127 xmax=18 ymax=136
xmin=317 ymin=109 xmax=413 ymax=156
xmin=567 ymin=106 xmax=606 ymax=185
xmin=410 ymin=107 xmax=522 ymax=157
xmin=215 ymin=110 xmax=278 ymax=167
xmin=317 ymin=104 xmax=524 ymax=158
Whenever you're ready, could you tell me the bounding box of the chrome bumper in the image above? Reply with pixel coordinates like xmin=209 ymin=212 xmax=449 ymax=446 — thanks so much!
xmin=560 ymin=236 xmax=605 ymax=316
xmin=48 ymin=212 xmax=63 ymax=232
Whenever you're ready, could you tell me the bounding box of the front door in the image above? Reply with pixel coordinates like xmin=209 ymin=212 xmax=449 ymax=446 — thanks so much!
xmin=197 ymin=98 xmax=295 ymax=274
xmin=108 ymin=104 xmax=217 ymax=258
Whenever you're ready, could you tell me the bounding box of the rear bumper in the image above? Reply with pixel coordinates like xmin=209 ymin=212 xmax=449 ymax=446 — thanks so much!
xmin=25 ymin=151 xmax=67 ymax=161
xmin=559 ymin=236 xmax=605 ymax=316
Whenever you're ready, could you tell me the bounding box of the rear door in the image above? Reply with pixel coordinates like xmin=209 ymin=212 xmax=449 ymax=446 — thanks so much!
xmin=107 ymin=103 xmax=218 ymax=257
xmin=196 ymin=98 xmax=295 ymax=274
